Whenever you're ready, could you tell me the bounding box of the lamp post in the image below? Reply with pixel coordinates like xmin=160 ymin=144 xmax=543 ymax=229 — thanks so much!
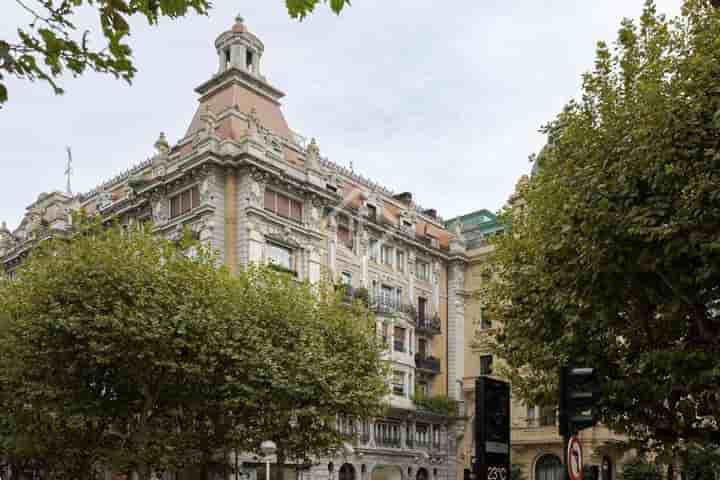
xmin=261 ymin=440 xmax=278 ymax=480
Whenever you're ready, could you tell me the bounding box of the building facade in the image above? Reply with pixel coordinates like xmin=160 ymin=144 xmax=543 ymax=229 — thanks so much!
xmin=0 ymin=16 xmax=468 ymax=480
xmin=446 ymin=179 xmax=629 ymax=480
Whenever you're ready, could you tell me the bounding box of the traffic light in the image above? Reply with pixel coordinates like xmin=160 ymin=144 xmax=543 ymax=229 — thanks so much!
xmin=559 ymin=366 xmax=600 ymax=437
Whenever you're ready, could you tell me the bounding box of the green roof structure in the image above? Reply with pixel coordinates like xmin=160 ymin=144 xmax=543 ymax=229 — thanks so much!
xmin=445 ymin=208 xmax=503 ymax=249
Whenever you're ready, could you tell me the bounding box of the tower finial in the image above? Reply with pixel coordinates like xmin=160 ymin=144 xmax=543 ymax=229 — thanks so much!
xmin=154 ymin=131 xmax=170 ymax=154
xmin=65 ymin=146 xmax=73 ymax=195
xmin=235 ymin=14 xmax=244 ymax=24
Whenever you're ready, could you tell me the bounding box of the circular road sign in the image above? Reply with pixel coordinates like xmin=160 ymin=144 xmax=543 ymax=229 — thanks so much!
xmin=567 ymin=435 xmax=583 ymax=480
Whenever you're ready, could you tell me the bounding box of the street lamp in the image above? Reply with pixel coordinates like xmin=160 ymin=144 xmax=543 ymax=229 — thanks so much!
xmin=261 ymin=440 xmax=278 ymax=480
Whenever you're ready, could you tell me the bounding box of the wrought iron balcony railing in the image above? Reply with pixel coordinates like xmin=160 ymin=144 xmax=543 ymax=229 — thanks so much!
xmin=415 ymin=314 xmax=441 ymax=335
xmin=414 ymin=353 xmax=441 ymax=373
xmin=369 ymin=292 xmax=402 ymax=314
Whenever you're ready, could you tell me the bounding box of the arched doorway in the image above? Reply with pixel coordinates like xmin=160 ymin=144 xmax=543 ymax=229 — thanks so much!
xmin=372 ymin=465 xmax=403 ymax=480
xmin=535 ymin=454 xmax=562 ymax=480
xmin=416 ymin=468 xmax=429 ymax=480
xmin=340 ymin=464 xmax=356 ymax=480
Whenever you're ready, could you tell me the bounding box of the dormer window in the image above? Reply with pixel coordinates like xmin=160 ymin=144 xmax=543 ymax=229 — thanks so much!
xmin=246 ymin=50 xmax=254 ymax=71
xmin=366 ymin=204 xmax=377 ymax=220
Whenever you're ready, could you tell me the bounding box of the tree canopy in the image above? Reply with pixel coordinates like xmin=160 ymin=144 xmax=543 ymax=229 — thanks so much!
xmin=0 ymin=218 xmax=385 ymax=480
xmin=0 ymin=0 xmax=351 ymax=106
xmin=483 ymin=0 xmax=720 ymax=453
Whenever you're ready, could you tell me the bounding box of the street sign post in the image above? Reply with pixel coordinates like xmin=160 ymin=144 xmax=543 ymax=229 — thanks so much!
xmin=474 ymin=377 xmax=511 ymax=480
xmin=567 ymin=435 xmax=583 ymax=480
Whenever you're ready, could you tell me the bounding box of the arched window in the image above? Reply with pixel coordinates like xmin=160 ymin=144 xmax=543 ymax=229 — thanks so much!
xmin=535 ymin=454 xmax=562 ymax=480
xmin=417 ymin=468 xmax=429 ymax=480
xmin=340 ymin=464 xmax=356 ymax=480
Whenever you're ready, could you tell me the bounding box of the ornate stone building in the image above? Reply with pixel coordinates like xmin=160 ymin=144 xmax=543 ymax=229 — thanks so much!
xmin=0 ymin=16 xmax=467 ymax=480
xmin=445 ymin=179 xmax=628 ymax=480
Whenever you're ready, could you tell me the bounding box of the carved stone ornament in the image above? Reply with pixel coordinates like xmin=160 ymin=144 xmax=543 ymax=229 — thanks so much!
xmin=248 ymin=179 xmax=262 ymax=206
xmin=199 ymin=177 xmax=213 ymax=205
xmin=154 ymin=131 xmax=170 ymax=155
xmin=305 ymin=138 xmax=321 ymax=171
xmin=247 ymin=107 xmax=261 ymax=140
xmin=152 ymin=198 xmax=169 ymax=225
xmin=97 ymin=188 xmax=113 ymax=211
xmin=0 ymin=222 xmax=17 ymax=255
xmin=452 ymin=221 xmax=465 ymax=242
xmin=310 ymin=205 xmax=321 ymax=224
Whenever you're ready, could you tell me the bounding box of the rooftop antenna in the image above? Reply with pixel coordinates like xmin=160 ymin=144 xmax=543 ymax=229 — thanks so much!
xmin=349 ymin=160 xmax=354 ymax=172
xmin=65 ymin=147 xmax=73 ymax=195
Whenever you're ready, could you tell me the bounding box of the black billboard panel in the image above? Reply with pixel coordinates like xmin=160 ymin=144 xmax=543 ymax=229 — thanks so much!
xmin=474 ymin=377 xmax=510 ymax=480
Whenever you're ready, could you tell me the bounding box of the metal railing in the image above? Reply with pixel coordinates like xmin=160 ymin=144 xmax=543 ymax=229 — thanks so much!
xmin=415 ymin=354 xmax=441 ymax=373
xmin=415 ymin=314 xmax=441 ymax=334
xmin=369 ymin=292 xmax=402 ymax=314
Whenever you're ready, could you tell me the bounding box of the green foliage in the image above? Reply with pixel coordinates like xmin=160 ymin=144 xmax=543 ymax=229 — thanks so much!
xmin=621 ymin=458 xmax=662 ymax=480
xmin=680 ymin=444 xmax=720 ymax=480
xmin=353 ymin=286 xmax=370 ymax=306
xmin=1 ymin=0 xmax=210 ymax=106
xmin=484 ymin=0 xmax=720 ymax=452
xmin=1 ymin=0 xmax=351 ymax=106
xmin=412 ymin=393 xmax=457 ymax=416
xmin=0 ymin=217 xmax=386 ymax=479
xmin=286 ymin=0 xmax=351 ymax=19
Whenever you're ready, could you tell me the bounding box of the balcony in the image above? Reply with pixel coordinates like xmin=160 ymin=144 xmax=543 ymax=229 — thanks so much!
xmin=394 ymin=340 xmax=406 ymax=353
xmin=370 ymin=292 xmax=402 ymax=315
xmin=375 ymin=436 xmax=402 ymax=448
xmin=415 ymin=314 xmax=441 ymax=335
xmin=415 ymin=353 xmax=441 ymax=374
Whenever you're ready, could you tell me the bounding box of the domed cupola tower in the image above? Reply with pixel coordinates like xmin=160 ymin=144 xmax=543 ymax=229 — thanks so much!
xmin=215 ymin=15 xmax=265 ymax=76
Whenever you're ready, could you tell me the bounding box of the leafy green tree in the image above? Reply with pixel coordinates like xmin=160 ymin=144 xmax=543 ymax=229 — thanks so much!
xmin=226 ymin=265 xmax=387 ymax=470
xmin=621 ymin=458 xmax=662 ymax=480
xmin=680 ymin=444 xmax=720 ymax=480
xmin=1 ymin=0 xmax=351 ymax=106
xmin=483 ymin=0 xmax=720 ymax=452
xmin=0 ymin=218 xmax=385 ymax=480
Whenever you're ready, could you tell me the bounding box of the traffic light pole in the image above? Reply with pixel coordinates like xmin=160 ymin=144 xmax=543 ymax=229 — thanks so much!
xmin=559 ymin=364 xmax=600 ymax=480
xmin=559 ymin=366 xmax=570 ymax=480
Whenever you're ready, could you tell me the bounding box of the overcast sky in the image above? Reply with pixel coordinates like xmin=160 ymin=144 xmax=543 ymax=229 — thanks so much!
xmin=1 ymin=0 xmax=683 ymax=229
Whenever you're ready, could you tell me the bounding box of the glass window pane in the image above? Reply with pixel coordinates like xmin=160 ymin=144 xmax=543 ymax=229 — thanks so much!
xmin=267 ymin=243 xmax=292 ymax=269
xmin=170 ymin=196 xmax=180 ymax=218
xmin=277 ymin=194 xmax=290 ymax=217
xmin=264 ymin=190 xmax=275 ymax=211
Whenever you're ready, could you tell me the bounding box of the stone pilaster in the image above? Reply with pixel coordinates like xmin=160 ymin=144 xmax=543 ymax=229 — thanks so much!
xmin=447 ymin=227 xmax=467 ymax=401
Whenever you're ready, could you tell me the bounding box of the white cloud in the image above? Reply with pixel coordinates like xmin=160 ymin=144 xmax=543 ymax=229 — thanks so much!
xmin=0 ymin=0 xmax=682 ymax=228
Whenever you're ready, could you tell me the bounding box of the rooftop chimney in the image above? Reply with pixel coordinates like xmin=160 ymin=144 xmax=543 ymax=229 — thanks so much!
xmin=393 ymin=192 xmax=412 ymax=204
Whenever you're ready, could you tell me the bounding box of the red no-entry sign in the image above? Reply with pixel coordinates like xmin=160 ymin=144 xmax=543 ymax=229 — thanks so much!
xmin=567 ymin=435 xmax=583 ymax=480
